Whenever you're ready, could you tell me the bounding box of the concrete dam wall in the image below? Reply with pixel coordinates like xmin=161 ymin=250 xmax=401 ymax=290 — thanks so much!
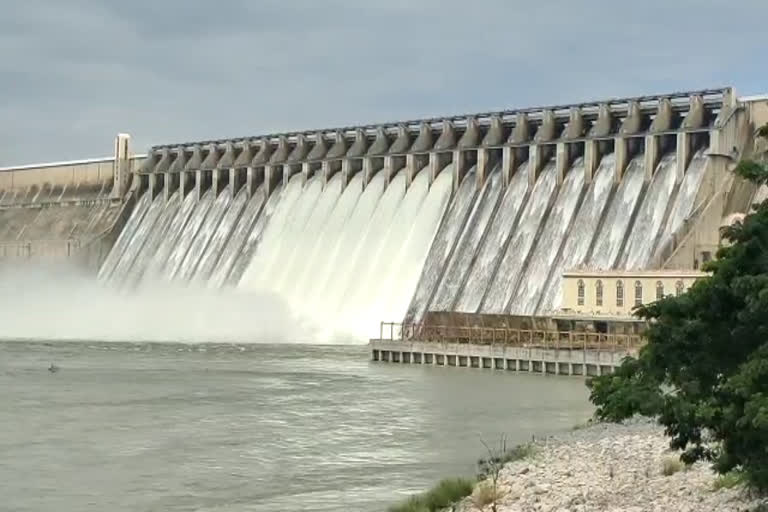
xmin=0 ymin=135 xmax=143 ymax=269
xmin=6 ymin=88 xmax=767 ymax=340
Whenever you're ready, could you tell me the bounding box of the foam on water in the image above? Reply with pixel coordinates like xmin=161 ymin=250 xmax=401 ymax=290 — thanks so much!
xmin=97 ymin=192 xmax=151 ymax=281
xmin=456 ymin=163 xmax=530 ymax=312
xmin=587 ymin=156 xmax=645 ymax=269
xmin=431 ymin=165 xmax=503 ymax=312
xmin=194 ymin=187 xmax=250 ymax=282
xmin=481 ymin=162 xmax=558 ymax=314
xmin=404 ymin=167 xmax=477 ymax=324
xmin=537 ymin=154 xmax=616 ymax=313
xmin=512 ymin=159 xmax=586 ymax=315
xmin=622 ymin=153 xmax=677 ymax=269
xmin=175 ymin=187 xmax=233 ymax=281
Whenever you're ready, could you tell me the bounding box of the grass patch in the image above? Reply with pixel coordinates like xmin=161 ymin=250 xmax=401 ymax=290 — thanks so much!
xmin=477 ymin=442 xmax=535 ymax=479
xmin=661 ymin=455 xmax=684 ymax=476
xmin=713 ymin=471 xmax=746 ymax=491
xmin=472 ymin=480 xmax=504 ymax=508
xmin=388 ymin=477 xmax=475 ymax=512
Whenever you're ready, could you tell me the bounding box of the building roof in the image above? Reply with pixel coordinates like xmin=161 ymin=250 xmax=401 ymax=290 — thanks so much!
xmin=563 ymin=269 xmax=708 ymax=278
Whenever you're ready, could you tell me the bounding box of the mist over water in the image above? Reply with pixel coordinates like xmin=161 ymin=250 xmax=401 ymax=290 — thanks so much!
xmin=0 ymin=263 xmax=312 ymax=343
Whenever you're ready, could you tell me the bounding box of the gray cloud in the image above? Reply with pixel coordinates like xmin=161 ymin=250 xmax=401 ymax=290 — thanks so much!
xmin=0 ymin=0 xmax=766 ymax=165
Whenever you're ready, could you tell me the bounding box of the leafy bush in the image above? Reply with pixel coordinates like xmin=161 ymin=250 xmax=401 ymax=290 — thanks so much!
xmin=713 ymin=471 xmax=745 ymax=491
xmin=587 ymin=124 xmax=768 ymax=491
xmin=388 ymin=477 xmax=475 ymax=512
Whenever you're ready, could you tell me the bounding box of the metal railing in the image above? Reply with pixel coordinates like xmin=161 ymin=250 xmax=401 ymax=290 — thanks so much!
xmin=378 ymin=322 xmax=644 ymax=351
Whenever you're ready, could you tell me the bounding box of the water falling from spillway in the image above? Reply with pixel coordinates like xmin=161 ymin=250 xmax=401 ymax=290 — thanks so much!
xmin=622 ymin=153 xmax=678 ymax=270
xmin=339 ymin=167 xmax=431 ymax=337
xmin=309 ymin=171 xmax=386 ymax=324
xmin=331 ymin=171 xmax=407 ymax=334
xmin=481 ymin=162 xmax=558 ymax=314
xmin=294 ymin=173 xmax=367 ymax=312
xmin=219 ymin=184 xmax=275 ymax=287
xmin=511 ymin=159 xmax=586 ymax=315
xmin=431 ymin=165 xmax=503 ymax=312
xmin=661 ymin=149 xmax=708 ymax=240
xmin=537 ymin=154 xmax=616 ymax=313
xmin=140 ymin=190 xmax=197 ymax=284
xmin=278 ymin=174 xmax=348 ymax=303
xmin=97 ymin=191 xmax=151 ymax=281
xmin=269 ymin=173 xmax=342 ymax=301
xmin=404 ymin=166 xmax=477 ymax=324
xmin=376 ymin=167 xmax=454 ymax=330
xmin=587 ymin=156 xmax=645 ymax=269
xmin=194 ymin=188 xmax=250 ymax=282
xmin=456 ymin=163 xmax=530 ymax=313
xmin=176 ymin=187 xmax=233 ymax=281
xmin=165 ymin=190 xmax=215 ymax=280
xmin=123 ymin=191 xmax=181 ymax=287
xmin=240 ymin=174 xmax=313 ymax=289
xmin=108 ymin=192 xmax=166 ymax=285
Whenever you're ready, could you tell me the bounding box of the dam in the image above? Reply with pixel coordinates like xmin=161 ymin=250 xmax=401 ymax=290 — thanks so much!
xmin=2 ymin=88 xmax=767 ymax=345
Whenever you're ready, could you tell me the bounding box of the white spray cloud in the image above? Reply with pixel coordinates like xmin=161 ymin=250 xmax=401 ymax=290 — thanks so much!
xmin=0 ymin=262 xmax=317 ymax=343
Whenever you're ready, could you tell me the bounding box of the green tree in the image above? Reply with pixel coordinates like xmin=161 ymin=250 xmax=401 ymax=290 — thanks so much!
xmin=588 ymin=123 xmax=768 ymax=490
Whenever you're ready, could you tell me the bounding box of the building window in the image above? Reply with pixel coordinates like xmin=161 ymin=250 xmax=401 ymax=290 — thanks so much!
xmin=634 ymin=280 xmax=643 ymax=306
xmin=702 ymin=251 xmax=712 ymax=264
xmin=577 ymin=279 xmax=585 ymax=306
xmin=616 ymin=281 xmax=624 ymax=307
xmin=656 ymin=281 xmax=664 ymax=300
xmin=676 ymin=280 xmax=684 ymax=296
xmin=595 ymin=280 xmax=603 ymax=307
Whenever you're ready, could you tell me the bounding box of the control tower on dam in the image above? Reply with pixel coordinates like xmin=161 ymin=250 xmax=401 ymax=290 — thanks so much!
xmin=3 ymin=87 xmax=767 ymax=341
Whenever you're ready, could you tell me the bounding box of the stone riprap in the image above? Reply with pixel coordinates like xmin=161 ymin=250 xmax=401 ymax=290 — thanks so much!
xmin=457 ymin=419 xmax=767 ymax=512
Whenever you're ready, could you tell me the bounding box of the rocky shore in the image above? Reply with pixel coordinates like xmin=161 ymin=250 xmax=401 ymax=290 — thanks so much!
xmin=457 ymin=419 xmax=767 ymax=512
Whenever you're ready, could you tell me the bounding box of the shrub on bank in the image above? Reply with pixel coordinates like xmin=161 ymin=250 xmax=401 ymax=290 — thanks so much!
xmin=713 ymin=471 xmax=746 ymax=491
xmin=472 ymin=480 xmax=504 ymax=508
xmin=388 ymin=477 xmax=475 ymax=512
xmin=476 ymin=441 xmax=535 ymax=479
xmin=587 ymin=123 xmax=768 ymax=492
xmin=661 ymin=455 xmax=684 ymax=476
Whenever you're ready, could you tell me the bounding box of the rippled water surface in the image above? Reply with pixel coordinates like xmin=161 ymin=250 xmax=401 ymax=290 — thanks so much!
xmin=1 ymin=341 xmax=592 ymax=511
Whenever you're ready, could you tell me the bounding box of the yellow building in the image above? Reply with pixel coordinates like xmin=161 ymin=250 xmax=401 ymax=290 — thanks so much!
xmin=561 ymin=269 xmax=708 ymax=317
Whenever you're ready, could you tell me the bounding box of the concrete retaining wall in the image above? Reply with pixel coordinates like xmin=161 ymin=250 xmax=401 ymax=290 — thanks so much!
xmin=370 ymin=340 xmax=637 ymax=377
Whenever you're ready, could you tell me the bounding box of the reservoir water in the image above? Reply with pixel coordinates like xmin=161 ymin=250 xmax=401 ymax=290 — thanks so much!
xmin=1 ymin=340 xmax=592 ymax=512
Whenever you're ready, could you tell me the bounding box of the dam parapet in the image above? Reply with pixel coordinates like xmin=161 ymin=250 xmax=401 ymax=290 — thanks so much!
xmin=137 ymin=88 xmax=736 ymax=201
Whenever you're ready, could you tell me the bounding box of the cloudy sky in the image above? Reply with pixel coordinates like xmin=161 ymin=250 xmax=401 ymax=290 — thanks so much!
xmin=1 ymin=0 xmax=766 ymax=166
